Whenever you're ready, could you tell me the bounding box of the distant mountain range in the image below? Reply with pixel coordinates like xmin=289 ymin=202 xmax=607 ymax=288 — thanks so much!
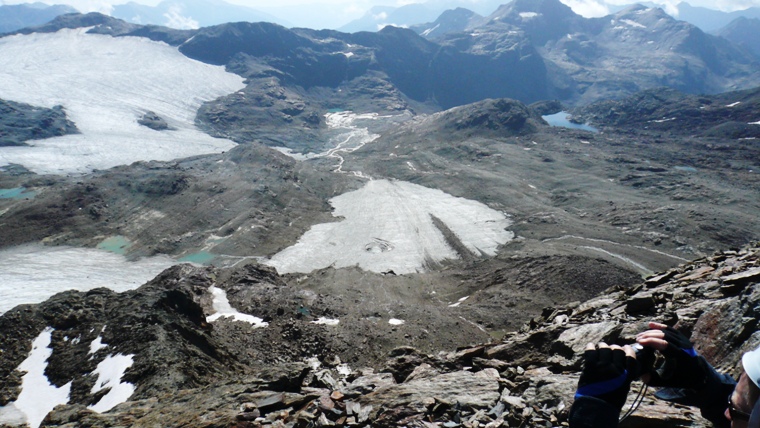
xmin=338 ymin=0 xmax=504 ymax=33
xmin=17 ymin=0 xmax=756 ymax=114
xmin=675 ymin=2 xmax=760 ymax=33
xmin=0 ymin=2 xmax=77 ymax=33
xmin=717 ymin=16 xmax=760 ymax=58
xmin=111 ymin=0 xmax=289 ymax=30
xmin=341 ymin=0 xmax=760 ymax=33
xmin=4 ymin=0 xmax=760 ymax=34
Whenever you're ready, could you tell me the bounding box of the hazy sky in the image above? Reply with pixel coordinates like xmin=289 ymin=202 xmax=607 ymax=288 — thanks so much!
xmin=2 ymin=0 xmax=759 ymax=22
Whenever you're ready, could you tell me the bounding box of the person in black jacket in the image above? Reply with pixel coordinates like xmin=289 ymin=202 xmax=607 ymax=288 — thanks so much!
xmin=569 ymin=321 xmax=760 ymax=428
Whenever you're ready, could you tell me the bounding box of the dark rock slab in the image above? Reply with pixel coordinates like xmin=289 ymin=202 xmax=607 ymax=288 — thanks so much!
xmin=0 ymin=99 xmax=78 ymax=146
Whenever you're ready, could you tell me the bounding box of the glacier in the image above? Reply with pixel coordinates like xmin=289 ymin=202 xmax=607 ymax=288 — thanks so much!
xmin=266 ymin=179 xmax=514 ymax=275
xmin=0 ymin=28 xmax=245 ymax=174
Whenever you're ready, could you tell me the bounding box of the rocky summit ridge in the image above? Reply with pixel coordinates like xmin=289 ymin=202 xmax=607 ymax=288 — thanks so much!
xmin=1 ymin=243 xmax=758 ymax=427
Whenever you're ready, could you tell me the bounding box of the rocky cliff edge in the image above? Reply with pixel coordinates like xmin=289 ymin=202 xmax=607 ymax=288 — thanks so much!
xmin=0 ymin=243 xmax=758 ymax=427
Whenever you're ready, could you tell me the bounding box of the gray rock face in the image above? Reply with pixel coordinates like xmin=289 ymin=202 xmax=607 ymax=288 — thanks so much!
xmin=0 ymin=99 xmax=79 ymax=146
xmin=441 ymin=0 xmax=760 ymax=104
xmin=716 ymin=17 xmax=760 ymax=59
xmin=137 ymin=111 xmax=172 ymax=131
xmin=571 ymin=86 xmax=760 ymax=138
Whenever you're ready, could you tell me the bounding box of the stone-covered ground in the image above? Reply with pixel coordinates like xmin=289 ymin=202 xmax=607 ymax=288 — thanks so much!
xmin=0 ymin=243 xmax=757 ymax=427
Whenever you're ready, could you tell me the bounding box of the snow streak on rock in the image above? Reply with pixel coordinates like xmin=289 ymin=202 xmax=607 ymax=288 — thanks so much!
xmin=0 ymin=328 xmax=71 ymax=428
xmin=206 ymin=286 xmax=268 ymax=327
xmin=0 ymin=29 xmax=245 ymax=174
xmin=266 ymin=179 xmax=514 ymax=274
xmin=88 ymin=354 xmax=135 ymax=413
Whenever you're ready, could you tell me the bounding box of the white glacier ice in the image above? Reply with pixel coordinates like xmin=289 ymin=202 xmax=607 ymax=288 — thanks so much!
xmin=0 ymin=28 xmax=245 ymax=174
xmin=266 ymin=179 xmax=514 ymax=275
xmin=0 ymin=244 xmax=176 ymax=314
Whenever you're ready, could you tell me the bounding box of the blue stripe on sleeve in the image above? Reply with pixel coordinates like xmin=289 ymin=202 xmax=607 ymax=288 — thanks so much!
xmin=575 ymin=371 xmax=628 ymax=398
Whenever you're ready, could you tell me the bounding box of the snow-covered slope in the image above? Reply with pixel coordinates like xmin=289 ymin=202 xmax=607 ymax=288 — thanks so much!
xmin=266 ymin=179 xmax=514 ymax=274
xmin=0 ymin=28 xmax=245 ymax=174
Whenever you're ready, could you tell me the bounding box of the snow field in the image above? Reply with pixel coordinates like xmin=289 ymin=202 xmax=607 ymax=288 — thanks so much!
xmin=0 ymin=244 xmax=176 ymax=314
xmin=266 ymin=179 xmax=514 ymax=274
xmin=0 ymin=29 xmax=245 ymax=174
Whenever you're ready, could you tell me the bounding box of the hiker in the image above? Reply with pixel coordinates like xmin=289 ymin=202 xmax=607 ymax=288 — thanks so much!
xmin=569 ymin=321 xmax=760 ymax=428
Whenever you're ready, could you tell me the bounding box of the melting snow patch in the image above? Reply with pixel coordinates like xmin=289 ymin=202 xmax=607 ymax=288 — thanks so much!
xmin=389 ymin=318 xmax=405 ymax=326
xmin=448 ymin=296 xmax=470 ymax=308
xmin=0 ymin=29 xmax=245 ymax=174
xmin=312 ymin=317 xmax=340 ymax=326
xmin=0 ymin=328 xmax=71 ymax=428
xmin=421 ymin=24 xmax=440 ymax=37
xmin=89 ymin=336 xmax=108 ymax=355
xmin=621 ymin=19 xmax=646 ymax=28
xmin=337 ymin=364 xmax=352 ymax=376
xmin=750 ymin=121 xmax=760 ymax=125
xmin=88 ymin=354 xmax=135 ymax=413
xmin=206 ymin=286 xmax=269 ymax=327
xmin=727 ymin=102 xmax=742 ymax=107
xmin=519 ymin=12 xmax=539 ymax=19
xmin=266 ymin=179 xmax=514 ymax=274
xmin=305 ymin=356 xmax=322 ymax=370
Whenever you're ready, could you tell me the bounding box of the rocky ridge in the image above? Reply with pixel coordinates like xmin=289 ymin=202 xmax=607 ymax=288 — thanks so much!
xmin=1 ymin=242 xmax=758 ymax=427
xmin=0 ymin=100 xmax=79 ymax=147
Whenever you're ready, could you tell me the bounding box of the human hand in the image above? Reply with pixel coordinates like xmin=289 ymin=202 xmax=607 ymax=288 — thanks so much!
xmin=575 ymin=342 xmax=639 ymax=410
xmin=636 ymin=322 xmax=707 ymax=389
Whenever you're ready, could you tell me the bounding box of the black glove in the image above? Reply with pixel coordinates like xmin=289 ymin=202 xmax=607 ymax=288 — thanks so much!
xmin=575 ymin=346 xmax=639 ymax=410
xmin=646 ymin=327 xmax=708 ymax=389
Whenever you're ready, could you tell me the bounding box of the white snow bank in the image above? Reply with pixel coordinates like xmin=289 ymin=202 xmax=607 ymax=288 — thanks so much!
xmin=726 ymin=102 xmax=742 ymax=107
xmin=0 ymin=244 xmax=176 ymax=314
xmin=0 ymin=328 xmax=71 ymax=428
xmin=750 ymin=121 xmax=760 ymax=125
xmin=0 ymin=29 xmax=245 ymax=174
xmin=88 ymin=354 xmax=135 ymax=413
xmin=621 ymin=19 xmax=646 ymax=28
xmin=448 ymin=296 xmax=470 ymax=308
xmin=311 ymin=317 xmax=340 ymax=326
xmin=206 ymin=286 xmax=269 ymax=327
xmin=266 ymin=179 xmax=514 ymax=274
xmin=89 ymin=336 xmax=108 ymax=355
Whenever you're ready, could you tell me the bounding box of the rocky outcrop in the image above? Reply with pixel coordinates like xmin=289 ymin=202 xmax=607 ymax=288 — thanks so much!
xmin=137 ymin=111 xmax=172 ymax=131
xmin=571 ymin=86 xmax=760 ymax=138
xmin=416 ymin=98 xmax=546 ymax=139
xmin=0 ymin=99 xmax=79 ymax=146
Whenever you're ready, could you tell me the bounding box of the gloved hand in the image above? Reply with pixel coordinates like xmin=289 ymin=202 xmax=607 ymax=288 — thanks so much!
xmin=636 ymin=322 xmax=736 ymax=426
xmin=574 ymin=343 xmax=639 ymax=410
xmin=636 ymin=322 xmax=708 ymax=389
